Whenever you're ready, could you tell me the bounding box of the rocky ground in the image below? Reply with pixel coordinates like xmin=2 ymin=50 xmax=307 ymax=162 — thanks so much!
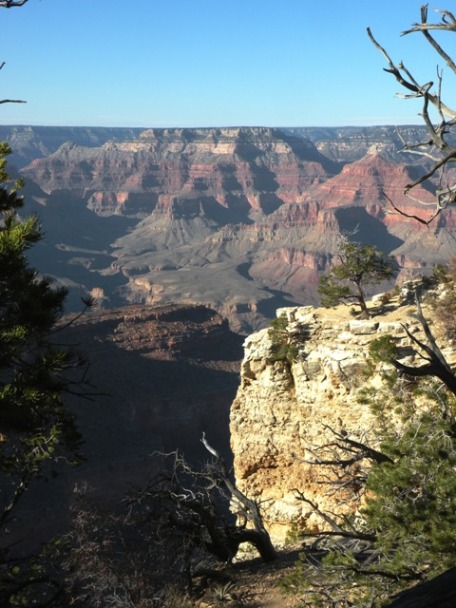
xmin=168 ymin=548 xmax=304 ymax=608
xmin=230 ymin=284 xmax=455 ymax=543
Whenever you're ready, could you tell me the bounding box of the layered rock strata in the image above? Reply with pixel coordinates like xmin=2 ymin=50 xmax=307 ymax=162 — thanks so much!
xmin=19 ymin=127 xmax=456 ymax=331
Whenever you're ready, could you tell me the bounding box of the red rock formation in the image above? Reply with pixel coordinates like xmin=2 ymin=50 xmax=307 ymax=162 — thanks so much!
xmin=23 ymin=128 xmax=337 ymax=219
xmin=21 ymin=128 xmax=456 ymax=330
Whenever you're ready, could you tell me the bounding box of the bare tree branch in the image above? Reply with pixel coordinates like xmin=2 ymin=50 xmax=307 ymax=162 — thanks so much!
xmin=405 ymin=150 xmax=456 ymax=192
xmin=0 ymin=1 xmax=30 ymax=7
xmin=367 ymin=27 xmax=455 ymax=117
xmin=293 ymin=489 xmax=371 ymax=538
xmin=402 ymin=6 xmax=456 ymax=37
xmin=368 ymin=8 xmax=456 ymax=223
xmin=320 ymin=425 xmax=394 ymax=465
xmin=0 ymin=1 xmax=31 ymax=104
xmin=200 ymin=432 xmax=278 ymax=562
xmin=392 ymin=293 xmax=456 ymax=395
xmin=0 ymin=99 xmax=26 ymax=105
xmin=0 ymin=63 xmax=27 ymax=104
xmin=382 ymin=189 xmax=442 ymax=225
xmin=130 ymin=441 xmax=278 ymax=565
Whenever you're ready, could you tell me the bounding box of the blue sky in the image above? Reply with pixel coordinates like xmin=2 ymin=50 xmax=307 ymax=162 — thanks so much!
xmin=0 ymin=0 xmax=453 ymax=128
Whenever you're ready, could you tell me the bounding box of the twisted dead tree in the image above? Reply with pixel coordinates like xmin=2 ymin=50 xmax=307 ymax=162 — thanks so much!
xmin=127 ymin=434 xmax=277 ymax=570
xmin=368 ymin=5 xmax=456 ymax=224
xmin=392 ymin=292 xmax=456 ymax=396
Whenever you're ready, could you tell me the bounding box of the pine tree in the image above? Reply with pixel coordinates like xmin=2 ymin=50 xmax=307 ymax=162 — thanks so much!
xmin=0 ymin=143 xmax=89 ymax=606
xmin=285 ymin=329 xmax=456 ymax=607
xmin=318 ymin=240 xmax=396 ymax=318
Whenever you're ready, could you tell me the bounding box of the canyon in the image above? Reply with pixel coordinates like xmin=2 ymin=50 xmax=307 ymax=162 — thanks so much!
xmin=2 ymin=124 xmax=454 ymax=332
xmin=4 ymin=125 xmax=456 ymax=604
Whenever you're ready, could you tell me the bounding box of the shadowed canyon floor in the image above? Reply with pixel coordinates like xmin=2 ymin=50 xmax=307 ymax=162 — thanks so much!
xmin=12 ymin=303 xmax=243 ymax=552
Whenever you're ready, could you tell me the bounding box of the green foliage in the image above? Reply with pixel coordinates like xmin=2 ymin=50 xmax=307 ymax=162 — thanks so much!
xmin=284 ymin=522 xmax=307 ymax=546
xmin=286 ymin=367 xmax=456 ymax=606
xmin=363 ymin=334 xmax=399 ymax=383
xmin=431 ymin=263 xmax=450 ymax=285
xmin=0 ymin=143 xmax=88 ymax=607
xmin=268 ymin=313 xmax=299 ymax=364
xmin=365 ymin=410 xmax=456 ymax=578
xmin=318 ymin=240 xmax=396 ymax=316
xmin=368 ymin=335 xmax=398 ymax=364
xmin=318 ymin=274 xmax=351 ymax=308
xmin=427 ymin=260 xmax=456 ymax=341
xmin=0 ymin=143 xmax=83 ymax=473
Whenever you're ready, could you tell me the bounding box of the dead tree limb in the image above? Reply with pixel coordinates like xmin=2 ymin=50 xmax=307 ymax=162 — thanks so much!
xmin=0 ymin=63 xmax=26 ymax=105
xmin=0 ymin=99 xmax=26 ymax=105
xmin=293 ymin=490 xmax=376 ymax=543
xmin=319 ymin=425 xmax=394 ymax=465
xmin=0 ymin=1 xmax=30 ymax=7
xmin=393 ymin=293 xmax=456 ymax=396
xmin=368 ymin=6 xmax=456 ymax=223
xmin=382 ymin=190 xmax=444 ymax=225
xmin=201 ymin=432 xmax=278 ymax=562
xmin=0 ymin=3 xmax=30 ymax=104
xmin=130 ymin=441 xmax=277 ymax=566
xmin=0 ymin=61 xmax=26 ymax=104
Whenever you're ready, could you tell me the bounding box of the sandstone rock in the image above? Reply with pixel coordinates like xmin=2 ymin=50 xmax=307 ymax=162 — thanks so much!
xmin=230 ymin=301 xmax=453 ymax=542
xmin=349 ymin=320 xmax=379 ymax=334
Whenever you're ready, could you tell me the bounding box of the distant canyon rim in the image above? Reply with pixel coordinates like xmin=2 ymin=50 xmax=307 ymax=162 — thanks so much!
xmin=3 ymin=124 xmax=455 ymax=333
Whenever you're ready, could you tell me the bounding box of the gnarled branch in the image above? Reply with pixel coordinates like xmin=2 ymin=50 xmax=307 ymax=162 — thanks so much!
xmin=368 ymin=6 xmax=456 ymax=224
xmin=393 ymin=292 xmax=456 ymax=396
xmin=0 ymin=1 xmax=30 ymax=7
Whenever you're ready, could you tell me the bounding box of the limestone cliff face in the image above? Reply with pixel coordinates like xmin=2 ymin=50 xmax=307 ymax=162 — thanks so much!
xmin=0 ymin=125 xmax=144 ymax=168
xmin=229 ymin=298 xmax=454 ymax=541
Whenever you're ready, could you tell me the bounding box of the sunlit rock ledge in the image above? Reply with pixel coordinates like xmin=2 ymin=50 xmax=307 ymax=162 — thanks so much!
xmin=229 ymin=291 xmax=455 ymax=543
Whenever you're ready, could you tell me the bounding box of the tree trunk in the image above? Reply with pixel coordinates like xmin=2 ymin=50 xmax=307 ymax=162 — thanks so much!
xmin=388 ymin=567 xmax=456 ymax=607
xmin=354 ymin=281 xmax=369 ymax=318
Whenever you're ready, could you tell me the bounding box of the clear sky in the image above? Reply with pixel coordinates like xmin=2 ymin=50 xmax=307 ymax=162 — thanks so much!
xmin=0 ymin=0 xmax=453 ymax=128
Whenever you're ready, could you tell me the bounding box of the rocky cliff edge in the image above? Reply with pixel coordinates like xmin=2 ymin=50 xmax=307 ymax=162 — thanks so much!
xmin=230 ymin=288 xmax=455 ymax=542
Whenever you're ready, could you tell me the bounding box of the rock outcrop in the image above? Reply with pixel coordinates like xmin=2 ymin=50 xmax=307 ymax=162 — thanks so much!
xmin=1 ymin=124 xmax=441 ymax=167
xmin=22 ymin=127 xmax=337 ymax=217
xmin=285 ymin=125 xmax=445 ymax=163
xmin=229 ymin=296 xmax=455 ymax=541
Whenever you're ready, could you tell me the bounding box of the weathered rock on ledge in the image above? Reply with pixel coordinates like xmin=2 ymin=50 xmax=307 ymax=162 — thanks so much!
xmin=229 ymin=298 xmax=455 ymax=542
